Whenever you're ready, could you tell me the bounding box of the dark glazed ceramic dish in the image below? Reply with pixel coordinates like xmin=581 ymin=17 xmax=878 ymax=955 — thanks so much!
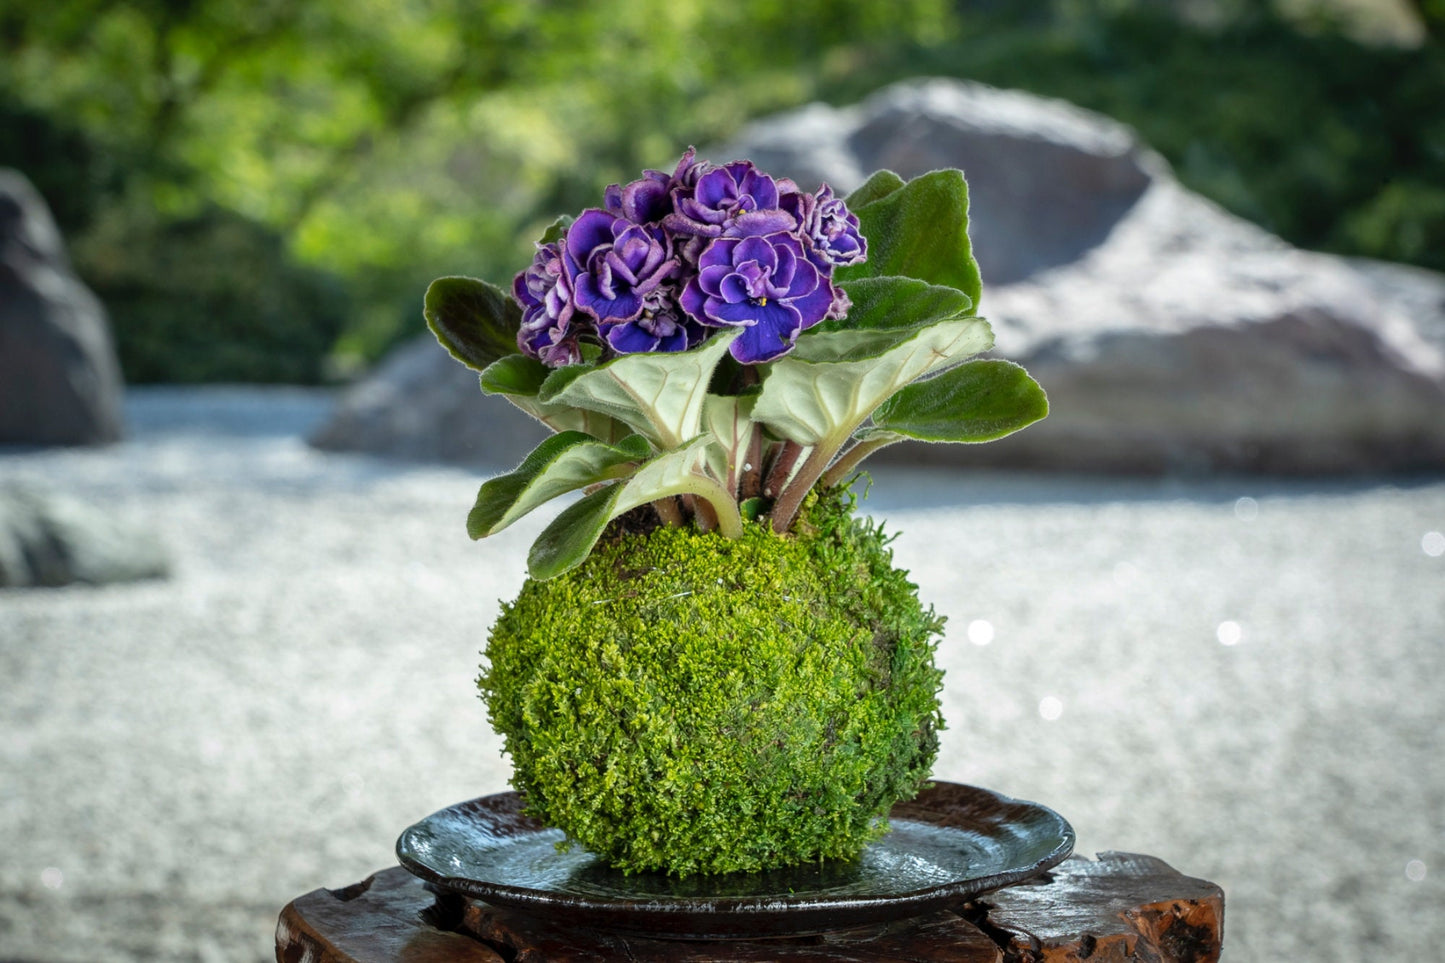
xmin=395 ymin=782 xmax=1074 ymax=939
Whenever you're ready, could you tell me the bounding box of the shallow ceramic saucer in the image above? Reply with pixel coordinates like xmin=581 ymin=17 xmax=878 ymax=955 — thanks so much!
xmin=395 ymin=781 xmax=1074 ymax=940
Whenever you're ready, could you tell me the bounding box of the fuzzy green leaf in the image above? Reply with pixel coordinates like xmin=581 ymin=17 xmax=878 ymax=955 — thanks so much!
xmin=527 ymin=439 xmax=739 ymax=580
xmin=846 ymin=169 xmax=906 ymax=209
xmin=752 ymin=318 xmax=994 ymax=448
xmin=835 ymin=170 xmax=982 ymax=309
xmin=467 ymin=431 xmax=652 ymax=539
xmin=480 ymin=353 xmax=549 ymax=395
xmin=865 ymin=359 xmax=1050 ymax=445
xmin=806 ymin=276 xmax=975 ymax=352
xmin=480 ymin=355 xmax=630 ymax=441
xmin=537 ymin=331 xmax=738 ymax=449
xmin=702 ymin=394 xmax=758 ymax=495
xmin=538 ymin=214 xmax=573 ymax=245
xmin=424 ymin=276 xmax=523 ymax=373
xmin=526 ymin=485 xmax=623 ymax=582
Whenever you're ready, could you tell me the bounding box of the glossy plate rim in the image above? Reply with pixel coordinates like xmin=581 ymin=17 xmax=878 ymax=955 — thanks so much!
xmin=395 ymin=781 xmax=1074 ymax=936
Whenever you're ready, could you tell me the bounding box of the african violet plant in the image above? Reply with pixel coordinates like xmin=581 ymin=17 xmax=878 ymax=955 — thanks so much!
xmin=426 ymin=150 xmax=1049 ymax=876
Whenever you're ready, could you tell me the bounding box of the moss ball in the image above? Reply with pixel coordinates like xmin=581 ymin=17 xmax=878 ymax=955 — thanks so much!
xmin=479 ymin=490 xmax=945 ymax=876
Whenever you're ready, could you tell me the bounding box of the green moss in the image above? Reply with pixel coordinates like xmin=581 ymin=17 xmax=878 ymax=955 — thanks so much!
xmin=479 ymin=488 xmax=946 ymax=876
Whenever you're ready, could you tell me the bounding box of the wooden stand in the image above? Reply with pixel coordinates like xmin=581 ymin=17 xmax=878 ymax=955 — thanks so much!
xmin=276 ymin=852 xmax=1223 ymax=962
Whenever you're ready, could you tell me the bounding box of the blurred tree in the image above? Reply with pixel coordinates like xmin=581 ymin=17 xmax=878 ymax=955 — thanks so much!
xmin=1403 ymin=0 xmax=1445 ymax=40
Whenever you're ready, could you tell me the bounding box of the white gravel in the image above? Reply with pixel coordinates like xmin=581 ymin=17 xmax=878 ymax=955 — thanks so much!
xmin=1 ymin=386 xmax=1442 ymax=962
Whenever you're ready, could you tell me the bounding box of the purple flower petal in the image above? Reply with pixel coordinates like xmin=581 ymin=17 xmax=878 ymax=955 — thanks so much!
xmin=702 ymin=297 xmax=758 ymax=327
xmin=733 ymin=236 xmax=777 ymax=274
xmin=782 ymin=183 xmax=867 ymax=268
xmin=605 ymin=320 xmax=665 ymax=354
xmin=731 ymin=303 xmax=803 ymax=363
xmin=566 ymin=212 xmax=677 ymax=324
xmin=726 ymin=208 xmax=797 ymax=237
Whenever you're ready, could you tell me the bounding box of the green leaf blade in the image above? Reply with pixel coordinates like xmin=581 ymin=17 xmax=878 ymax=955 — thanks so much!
xmin=527 ymin=485 xmax=624 ymax=582
xmin=537 ymin=331 xmax=738 ymax=449
xmin=424 ymin=276 xmax=523 ymax=372
xmin=869 ymin=359 xmax=1049 ymax=444
xmin=467 ymin=431 xmax=652 ymax=539
xmin=525 ymin=438 xmax=740 ymax=580
xmin=480 ymin=355 xmax=630 ymax=441
xmin=753 ymin=317 xmax=995 ymax=448
xmin=480 ymin=354 xmax=550 ymax=396
xmin=835 ymin=170 xmax=982 ymax=310
xmin=845 ymin=169 xmax=906 ymax=209
xmin=808 ymin=275 xmax=975 ymax=345
xmin=702 ymin=394 xmax=758 ymax=494
xmin=538 ymin=214 xmax=574 ymax=245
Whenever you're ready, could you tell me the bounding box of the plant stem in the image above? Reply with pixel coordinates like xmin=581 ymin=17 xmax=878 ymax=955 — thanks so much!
xmin=762 ymin=441 xmax=804 ymax=500
xmin=820 ymin=438 xmax=898 ymax=489
xmin=770 ymin=445 xmax=834 ymax=534
xmin=694 ymin=497 xmax=719 ymax=533
xmin=654 ymin=496 xmax=683 ymax=528
xmin=689 ymin=482 xmax=744 ymax=539
xmin=740 ymin=429 xmax=764 ymax=500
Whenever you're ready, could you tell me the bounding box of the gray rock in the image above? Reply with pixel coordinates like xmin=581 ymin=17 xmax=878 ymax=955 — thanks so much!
xmin=308 ymin=335 xmax=547 ymax=469
xmin=0 ymin=169 xmax=125 ymax=447
xmin=0 ymin=484 xmax=169 ymax=588
xmin=715 ymin=79 xmax=1445 ymax=474
xmin=731 ymin=80 xmax=1165 ymax=285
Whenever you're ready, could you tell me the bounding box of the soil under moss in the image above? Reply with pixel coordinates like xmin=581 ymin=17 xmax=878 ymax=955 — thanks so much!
xmin=479 ymin=489 xmax=946 ymax=876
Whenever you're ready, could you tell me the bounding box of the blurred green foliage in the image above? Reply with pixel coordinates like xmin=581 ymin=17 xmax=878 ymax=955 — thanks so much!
xmin=0 ymin=0 xmax=1440 ymax=382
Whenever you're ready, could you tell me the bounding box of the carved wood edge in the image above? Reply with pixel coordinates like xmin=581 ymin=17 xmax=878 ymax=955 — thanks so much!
xmin=275 ymin=852 xmax=1223 ymax=963
xmin=969 ymin=851 xmax=1225 ymax=962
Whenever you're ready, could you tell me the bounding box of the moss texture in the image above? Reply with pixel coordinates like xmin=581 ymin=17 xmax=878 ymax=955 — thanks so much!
xmin=479 ymin=489 xmax=946 ymax=876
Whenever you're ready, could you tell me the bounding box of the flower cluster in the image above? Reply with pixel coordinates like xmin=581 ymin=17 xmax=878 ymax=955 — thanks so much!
xmin=513 ymin=149 xmax=866 ymax=367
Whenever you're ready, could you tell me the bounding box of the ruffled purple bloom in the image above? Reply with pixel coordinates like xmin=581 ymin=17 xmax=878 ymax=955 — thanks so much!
xmin=565 ymin=209 xmax=678 ymax=324
xmin=679 ymin=233 xmax=835 ymax=364
xmin=510 ymin=152 xmax=868 ymax=365
xmin=782 ymin=184 xmax=866 ymax=267
xmin=514 ymin=241 xmax=587 ymax=367
xmin=604 ymin=147 xmax=710 ymax=226
xmin=665 ymin=161 xmax=796 ymax=240
xmin=601 ymin=287 xmax=706 ymax=355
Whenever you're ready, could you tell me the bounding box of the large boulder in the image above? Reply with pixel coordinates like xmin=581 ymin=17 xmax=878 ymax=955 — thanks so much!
xmin=313 ymin=79 xmax=1445 ymax=474
xmin=0 ymin=484 xmax=169 ymax=588
xmin=308 ymin=335 xmax=547 ymax=469
xmin=0 ymin=169 xmax=125 ymax=446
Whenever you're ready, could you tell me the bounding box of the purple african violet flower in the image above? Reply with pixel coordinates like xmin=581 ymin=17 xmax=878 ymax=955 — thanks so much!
xmin=601 ymin=286 xmax=706 ymax=355
xmin=514 ymin=241 xmax=588 ymax=367
xmin=604 ymin=167 xmax=671 ymax=225
xmin=782 ymin=184 xmax=867 ymax=267
xmin=664 ymin=161 xmax=795 ymax=240
xmin=565 ymin=209 xmax=678 ymax=324
xmin=679 ymin=232 xmax=835 ymax=364
xmin=671 ymin=146 xmax=710 ymax=191
xmin=604 ymin=148 xmax=710 ymax=226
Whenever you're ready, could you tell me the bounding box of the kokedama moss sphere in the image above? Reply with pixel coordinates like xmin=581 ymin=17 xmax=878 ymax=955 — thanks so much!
xmin=479 ymin=490 xmax=946 ymax=876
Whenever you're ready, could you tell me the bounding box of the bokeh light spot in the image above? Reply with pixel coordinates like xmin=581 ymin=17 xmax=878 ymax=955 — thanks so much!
xmin=1039 ymin=696 xmax=1063 ymax=721
xmin=1406 ymin=860 xmax=1427 ymax=882
xmin=40 ymin=867 xmax=63 ymax=890
xmin=1423 ymin=531 xmax=1445 ymax=557
xmin=1234 ymin=497 xmax=1259 ymax=521
xmin=1217 ymin=621 xmax=1243 ymax=646
xmin=967 ymin=620 xmax=994 ymax=646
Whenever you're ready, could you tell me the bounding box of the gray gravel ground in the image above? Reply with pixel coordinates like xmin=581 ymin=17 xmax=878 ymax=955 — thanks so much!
xmin=2 ymin=387 xmax=1442 ymax=962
